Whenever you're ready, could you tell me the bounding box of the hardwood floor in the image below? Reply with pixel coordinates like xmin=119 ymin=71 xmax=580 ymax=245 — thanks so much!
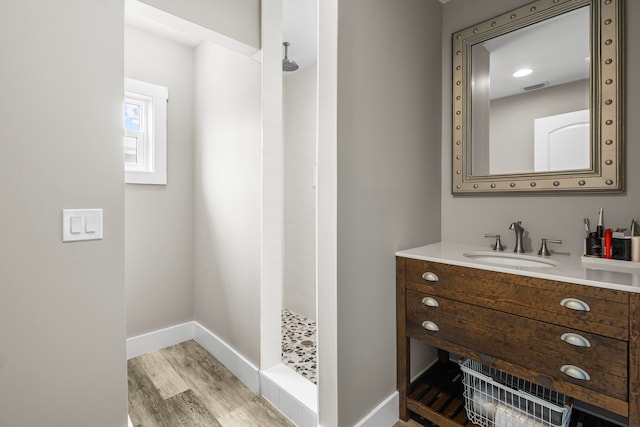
xmin=393 ymin=417 xmax=435 ymax=427
xmin=393 ymin=420 xmax=432 ymax=427
xmin=128 ymin=340 xmax=294 ymax=427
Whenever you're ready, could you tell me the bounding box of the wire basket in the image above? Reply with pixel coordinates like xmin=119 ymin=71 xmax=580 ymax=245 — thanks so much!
xmin=459 ymin=359 xmax=573 ymax=427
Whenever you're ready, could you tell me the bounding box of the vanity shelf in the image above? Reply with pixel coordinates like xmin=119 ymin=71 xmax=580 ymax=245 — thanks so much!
xmin=407 ymin=360 xmax=473 ymax=426
xmin=406 ymin=360 xmax=620 ymax=427
xmin=397 ymin=253 xmax=640 ymax=426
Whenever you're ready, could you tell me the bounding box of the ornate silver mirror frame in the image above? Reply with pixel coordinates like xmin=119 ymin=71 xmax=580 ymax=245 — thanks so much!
xmin=452 ymin=0 xmax=623 ymax=194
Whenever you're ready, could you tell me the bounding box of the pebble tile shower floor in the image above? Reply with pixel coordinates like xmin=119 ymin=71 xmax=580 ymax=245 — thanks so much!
xmin=281 ymin=309 xmax=317 ymax=384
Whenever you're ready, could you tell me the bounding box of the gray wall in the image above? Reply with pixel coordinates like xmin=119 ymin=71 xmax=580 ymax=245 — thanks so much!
xmin=490 ymin=79 xmax=589 ymax=175
xmin=441 ymin=0 xmax=640 ymax=255
xmin=334 ymin=0 xmax=443 ymax=424
xmin=193 ymin=42 xmax=262 ymax=366
xmin=138 ymin=0 xmax=260 ymax=49
xmin=0 ymin=1 xmax=127 ymax=426
xmin=124 ymin=26 xmax=195 ymax=337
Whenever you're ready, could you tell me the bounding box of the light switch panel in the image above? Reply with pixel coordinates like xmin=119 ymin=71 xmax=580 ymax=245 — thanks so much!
xmin=62 ymin=209 xmax=103 ymax=242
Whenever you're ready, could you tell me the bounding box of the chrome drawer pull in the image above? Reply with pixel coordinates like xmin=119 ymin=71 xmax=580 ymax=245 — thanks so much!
xmin=560 ymin=298 xmax=591 ymax=312
xmin=561 ymin=333 xmax=591 ymax=347
xmin=422 ymin=321 xmax=439 ymax=332
xmin=561 ymin=365 xmax=591 ymax=381
xmin=421 ymin=297 xmax=439 ymax=307
xmin=421 ymin=272 xmax=439 ymax=282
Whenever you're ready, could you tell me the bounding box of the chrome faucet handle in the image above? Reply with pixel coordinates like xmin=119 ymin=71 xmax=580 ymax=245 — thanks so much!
xmin=538 ymin=238 xmax=562 ymax=257
xmin=484 ymin=234 xmax=505 ymax=251
xmin=508 ymin=221 xmax=526 ymax=253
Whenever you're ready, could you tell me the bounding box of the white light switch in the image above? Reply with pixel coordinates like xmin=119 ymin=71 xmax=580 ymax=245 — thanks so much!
xmin=70 ymin=216 xmax=82 ymax=234
xmin=85 ymin=215 xmax=96 ymax=233
xmin=62 ymin=209 xmax=103 ymax=242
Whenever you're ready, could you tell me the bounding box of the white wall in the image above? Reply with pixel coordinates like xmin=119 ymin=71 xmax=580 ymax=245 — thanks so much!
xmin=194 ymin=42 xmax=262 ymax=366
xmin=317 ymin=0 xmax=340 ymax=423
xmin=124 ymin=26 xmax=195 ymax=337
xmin=260 ymin=0 xmax=285 ymax=370
xmin=284 ymin=64 xmax=317 ymax=321
xmin=137 ymin=0 xmax=260 ymax=49
xmin=0 ymin=1 xmax=127 ymax=426
xmin=441 ymin=0 xmax=640 ymax=256
xmin=321 ymin=0 xmax=444 ymax=424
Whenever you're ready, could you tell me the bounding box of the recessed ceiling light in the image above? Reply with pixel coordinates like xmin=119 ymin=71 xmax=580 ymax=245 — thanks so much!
xmin=513 ymin=68 xmax=533 ymax=78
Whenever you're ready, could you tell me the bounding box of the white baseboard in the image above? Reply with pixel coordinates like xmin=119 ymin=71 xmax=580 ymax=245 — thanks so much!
xmin=126 ymin=322 xmax=318 ymax=425
xmin=412 ymin=356 xmax=439 ymax=383
xmin=126 ymin=322 xmax=194 ymax=360
xmin=353 ymin=356 xmax=435 ymax=427
xmin=192 ymin=321 xmax=260 ymax=394
xmin=352 ymin=357 xmax=443 ymax=427
xmin=354 ymin=392 xmax=399 ymax=427
xmin=126 ymin=321 xmax=260 ymax=394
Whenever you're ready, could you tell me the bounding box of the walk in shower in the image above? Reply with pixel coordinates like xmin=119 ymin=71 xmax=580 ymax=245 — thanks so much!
xmin=281 ymin=0 xmax=318 ymax=384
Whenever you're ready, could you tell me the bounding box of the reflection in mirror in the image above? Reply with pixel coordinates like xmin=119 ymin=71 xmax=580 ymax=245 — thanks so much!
xmin=471 ymin=6 xmax=590 ymax=176
xmin=452 ymin=0 xmax=624 ymax=194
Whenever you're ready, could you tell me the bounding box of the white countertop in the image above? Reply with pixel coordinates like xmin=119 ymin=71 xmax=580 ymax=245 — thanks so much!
xmin=396 ymin=242 xmax=640 ymax=293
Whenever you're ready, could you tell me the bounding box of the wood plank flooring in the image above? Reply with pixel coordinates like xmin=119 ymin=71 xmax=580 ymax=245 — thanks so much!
xmin=128 ymin=340 xmax=294 ymax=427
xmin=394 ymin=417 xmax=436 ymax=427
xmin=394 ymin=419 xmax=432 ymax=427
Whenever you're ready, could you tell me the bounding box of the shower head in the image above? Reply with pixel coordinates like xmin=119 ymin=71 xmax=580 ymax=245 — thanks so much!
xmin=282 ymin=41 xmax=299 ymax=72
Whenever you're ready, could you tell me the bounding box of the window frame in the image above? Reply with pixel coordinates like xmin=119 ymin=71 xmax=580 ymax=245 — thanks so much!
xmin=124 ymin=94 xmax=149 ymax=171
xmin=124 ymin=78 xmax=168 ymax=185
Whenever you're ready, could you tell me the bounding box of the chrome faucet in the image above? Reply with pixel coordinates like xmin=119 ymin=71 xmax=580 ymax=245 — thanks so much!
xmin=538 ymin=238 xmax=562 ymax=256
xmin=509 ymin=221 xmax=525 ymax=253
xmin=484 ymin=234 xmax=504 ymax=251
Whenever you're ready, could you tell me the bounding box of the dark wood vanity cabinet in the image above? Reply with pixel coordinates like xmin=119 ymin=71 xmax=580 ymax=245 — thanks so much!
xmin=397 ymin=256 xmax=640 ymax=426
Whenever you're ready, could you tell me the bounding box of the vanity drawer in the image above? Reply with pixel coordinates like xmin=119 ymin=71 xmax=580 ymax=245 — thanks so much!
xmin=406 ymin=289 xmax=628 ymax=400
xmin=404 ymin=258 xmax=629 ymax=340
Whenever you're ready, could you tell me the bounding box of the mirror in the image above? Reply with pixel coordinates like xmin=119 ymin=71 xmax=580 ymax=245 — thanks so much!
xmin=452 ymin=0 xmax=623 ymax=194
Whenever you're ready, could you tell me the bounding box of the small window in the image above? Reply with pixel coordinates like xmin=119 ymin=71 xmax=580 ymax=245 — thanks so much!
xmin=124 ymin=78 xmax=168 ymax=185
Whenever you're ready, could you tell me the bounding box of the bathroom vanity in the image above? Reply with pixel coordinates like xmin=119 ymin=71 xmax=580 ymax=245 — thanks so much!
xmin=396 ymin=242 xmax=640 ymax=426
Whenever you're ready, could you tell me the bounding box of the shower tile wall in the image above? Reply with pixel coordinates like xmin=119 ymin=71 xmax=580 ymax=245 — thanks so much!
xmin=284 ymin=64 xmax=318 ymax=321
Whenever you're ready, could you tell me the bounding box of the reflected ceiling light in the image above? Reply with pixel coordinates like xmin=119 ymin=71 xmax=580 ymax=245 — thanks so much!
xmin=513 ymin=68 xmax=533 ymax=77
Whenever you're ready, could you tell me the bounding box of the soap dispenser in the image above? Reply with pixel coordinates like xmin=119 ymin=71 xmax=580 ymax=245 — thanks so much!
xmin=632 ymin=219 xmax=640 ymax=262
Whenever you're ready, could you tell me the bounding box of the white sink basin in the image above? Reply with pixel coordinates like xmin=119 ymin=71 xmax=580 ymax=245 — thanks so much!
xmin=463 ymin=251 xmax=559 ymax=268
